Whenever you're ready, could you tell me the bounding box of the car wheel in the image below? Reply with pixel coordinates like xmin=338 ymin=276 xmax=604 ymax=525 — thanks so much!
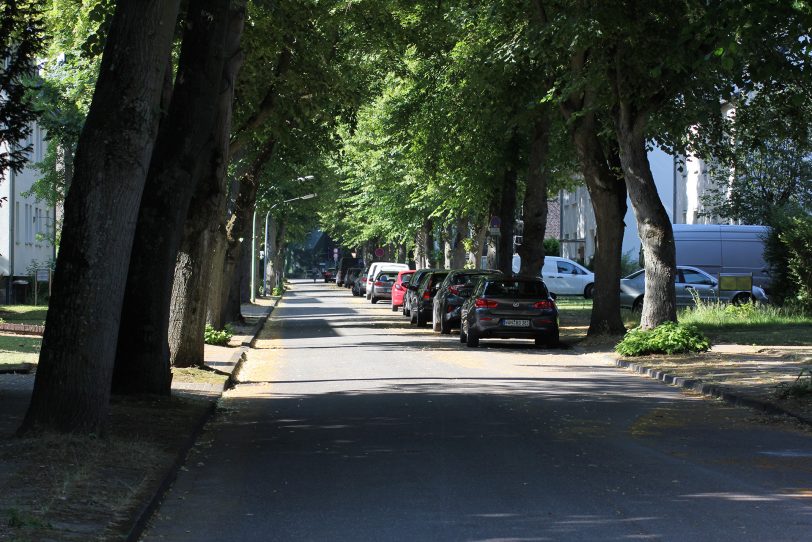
xmin=391 ymin=304 xmax=398 ymax=312
xmin=584 ymin=283 xmax=594 ymax=299
xmin=632 ymin=297 xmax=644 ymax=313
xmin=459 ymin=323 xmax=467 ymax=343
xmin=466 ymin=328 xmax=479 ymax=347
xmin=403 ymin=304 xmax=410 ymax=317
xmin=732 ymin=293 xmax=753 ymax=305
xmin=432 ymin=309 xmax=441 ymax=332
xmin=416 ymin=310 xmax=427 ymax=327
xmin=371 ymin=297 xmax=378 ymax=304
xmin=410 ymin=309 xmax=417 ymax=325
xmin=440 ymin=315 xmax=451 ymax=335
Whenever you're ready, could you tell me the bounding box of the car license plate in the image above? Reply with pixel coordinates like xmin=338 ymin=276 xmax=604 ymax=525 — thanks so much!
xmin=503 ymin=319 xmax=529 ymax=327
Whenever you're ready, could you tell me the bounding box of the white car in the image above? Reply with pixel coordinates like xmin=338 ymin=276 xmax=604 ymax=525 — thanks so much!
xmin=512 ymin=255 xmax=595 ymax=298
xmin=365 ymin=262 xmax=409 ymax=300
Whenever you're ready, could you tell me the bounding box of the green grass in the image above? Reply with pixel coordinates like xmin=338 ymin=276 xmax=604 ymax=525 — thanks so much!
xmin=0 ymin=305 xmax=48 ymax=325
xmin=0 ymin=334 xmax=41 ymax=365
xmin=679 ymin=302 xmax=812 ymax=346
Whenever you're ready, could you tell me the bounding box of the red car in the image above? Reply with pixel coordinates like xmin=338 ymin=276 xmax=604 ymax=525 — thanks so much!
xmin=390 ymin=270 xmax=415 ymax=312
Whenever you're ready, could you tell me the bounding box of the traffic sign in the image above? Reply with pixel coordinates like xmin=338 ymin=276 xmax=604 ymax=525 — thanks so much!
xmin=374 ymin=248 xmax=385 ymax=258
xmin=489 ymin=215 xmax=502 ymax=228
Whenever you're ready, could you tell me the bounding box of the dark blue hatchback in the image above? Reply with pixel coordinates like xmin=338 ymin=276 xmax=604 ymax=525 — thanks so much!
xmin=460 ymin=277 xmax=559 ymax=348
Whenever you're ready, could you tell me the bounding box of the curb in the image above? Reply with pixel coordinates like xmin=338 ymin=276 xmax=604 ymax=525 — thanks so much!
xmin=126 ymin=294 xmax=283 ymax=540
xmin=609 ymin=355 xmax=812 ymax=425
xmin=0 ymin=322 xmax=44 ymax=336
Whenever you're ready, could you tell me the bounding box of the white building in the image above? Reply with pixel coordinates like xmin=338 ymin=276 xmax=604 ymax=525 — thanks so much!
xmin=559 ymin=145 xmax=728 ymax=267
xmin=1 ymin=122 xmax=56 ymax=304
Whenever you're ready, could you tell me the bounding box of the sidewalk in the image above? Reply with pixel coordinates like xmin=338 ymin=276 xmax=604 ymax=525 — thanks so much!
xmin=602 ymin=343 xmax=812 ymax=423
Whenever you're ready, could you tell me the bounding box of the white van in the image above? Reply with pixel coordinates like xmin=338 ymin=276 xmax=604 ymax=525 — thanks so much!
xmin=671 ymin=224 xmax=771 ymax=289
xmin=366 ymin=262 xmax=409 ymax=300
xmin=512 ymin=255 xmax=595 ymax=298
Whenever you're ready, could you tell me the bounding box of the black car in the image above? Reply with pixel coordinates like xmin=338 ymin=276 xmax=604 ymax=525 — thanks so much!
xmin=344 ymin=267 xmax=362 ymax=289
xmin=352 ymin=266 xmax=370 ymax=296
xmin=410 ymin=270 xmax=449 ymax=326
xmin=432 ymin=269 xmax=502 ymax=334
xmin=403 ymin=268 xmax=441 ymax=317
xmin=323 ymin=268 xmax=336 ymax=283
xmin=460 ymin=276 xmax=559 ymax=348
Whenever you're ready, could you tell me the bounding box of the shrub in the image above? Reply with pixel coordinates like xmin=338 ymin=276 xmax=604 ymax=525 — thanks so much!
xmin=543 ymin=238 xmax=561 ymax=257
xmin=203 ymin=324 xmax=233 ymax=346
xmin=780 ymin=213 xmax=812 ymax=311
xmin=272 ymin=284 xmax=285 ymax=296
xmin=776 ymin=369 xmax=812 ymax=399
xmin=616 ymin=321 xmax=711 ymax=356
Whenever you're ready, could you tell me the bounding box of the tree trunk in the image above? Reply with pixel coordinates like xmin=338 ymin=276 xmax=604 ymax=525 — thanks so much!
xmin=518 ymin=111 xmax=551 ymax=277
xmin=497 ymin=130 xmax=520 ymax=275
xmin=113 ymin=0 xmax=230 ymax=395
xmin=426 ymin=225 xmax=436 ymax=267
xmin=169 ymin=6 xmax=246 ymax=368
xmin=450 ymin=216 xmax=468 ymax=268
xmin=614 ymin=99 xmax=676 ymax=328
xmin=569 ymin=112 xmax=628 ymax=335
xmin=21 ymin=0 xmax=181 ymax=434
xmin=471 ymin=219 xmax=488 ymax=268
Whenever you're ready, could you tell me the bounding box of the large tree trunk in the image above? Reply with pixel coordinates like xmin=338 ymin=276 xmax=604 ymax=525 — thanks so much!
xmin=112 ymin=0 xmax=230 ymax=395
xmin=21 ymin=0 xmax=181 ymax=434
xmin=169 ymin=6 xmax=246 ymax=368
xmin=497 ymin=130 xmax=520 ymax=275
xmin=471 ymin=218 xmax=488 ymax=268
xmin=614 ymin=98 xmax=676 ymax=328
xmin=518 ymin=111 xmax=551 ymax=276
xmin=450 ymin=216 xmax=468 ymax=269
xmin=570 ymin=113 xmax=628 ymax=335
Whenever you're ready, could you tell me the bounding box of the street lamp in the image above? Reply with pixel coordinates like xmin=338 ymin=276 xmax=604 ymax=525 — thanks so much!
xmin=251 ymin=191 xmax=317 ymax=302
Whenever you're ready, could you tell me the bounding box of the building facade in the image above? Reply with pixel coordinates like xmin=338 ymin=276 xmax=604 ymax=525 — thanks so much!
xmin=1 ymin=122 xmax=56 ymax=303
xmin=558 ymin=145 xmax=729 ymax=267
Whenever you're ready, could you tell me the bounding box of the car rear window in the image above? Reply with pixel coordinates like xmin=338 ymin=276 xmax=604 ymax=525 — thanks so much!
xmin=484 ymin=280 xmax=549 ymax=299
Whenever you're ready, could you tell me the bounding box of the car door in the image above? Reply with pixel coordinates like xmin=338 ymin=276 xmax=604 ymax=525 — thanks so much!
xmin=677 ymin=268 xmax=718 ymax=306
xmin=553 ymin=260 xmax=581 ymax=295
xmin=541 ymin=260 xmax=566 ymax=294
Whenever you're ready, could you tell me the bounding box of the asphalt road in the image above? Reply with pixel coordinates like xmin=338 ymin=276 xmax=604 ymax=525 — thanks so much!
xmin=143 ymin=280 xmax=812 ymax=541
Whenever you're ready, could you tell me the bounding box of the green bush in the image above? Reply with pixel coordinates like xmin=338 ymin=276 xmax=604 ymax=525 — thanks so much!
xmin=272 ymin=284 xmax=286 ymax=296
xmin=203 ymin=324 xmax=233 ymax=346
xmin=616 ymin=321 xmax=711 ymax=356
xmin=543 ymin=238 xmax=560 ymax=257
xmin=780 ymin=213 xmax=812 ymax=311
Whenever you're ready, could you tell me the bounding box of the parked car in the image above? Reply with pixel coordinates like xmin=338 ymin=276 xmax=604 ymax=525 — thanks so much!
xmin=336 ymin=256 xmax=362 ymax=286
xmin=672 ymin=224 xmax=772 ymax=290
xmin=323 ymin=268 xmax=336 ymax=283
xmin=344 ymin=267 xmax=362 ymax=289
xmin=355 ymin=266 xmax=371 ymax=296
xmin=460 ymin=277 xmax=559 ymax=348
xmin=403 ymin=269 xmax=440 ymax=317
xmin=391 ymin=270 xmax=415 ymax=312
xmin=432 ymin=269 xmax=502 ymax=334
xmin=410 ymin=270 xmax=449 ymax=326
xmin=619 ymin=265 xmax=769 ymax=312
xmin=370 ymin=270 xmax=398 ymax=304
xmin=512 ymin=255 xmax=595 ymax=298
xmin=365 ymin=262 xmax=410 ymax=300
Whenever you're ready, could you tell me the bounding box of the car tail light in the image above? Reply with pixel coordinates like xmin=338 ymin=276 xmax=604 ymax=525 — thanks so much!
xmin=374 ymin=281 xmax=384 ymax=287
xmin=448 ymin=286 xmax=460 ymax=295
xmin=474 ymin=298 xmax=498 ymax=308
xmin=422 ymin=291 xmax=430 ymax=300
xmin=533 ymin=300 xmax=555 ymax=309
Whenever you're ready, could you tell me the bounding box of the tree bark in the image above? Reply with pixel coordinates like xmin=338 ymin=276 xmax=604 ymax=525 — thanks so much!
xmin=569 ymin=112 xmax=628 ymax=334
xmin=471 ymin=218 xmax=488 ymax=268
xmin=169 ymin=6 xmax=246 ymax=368
xmin=113 ymin=0 xmax=230 ymax=395
xmin=613 ymin=94 xmax=676 ymax=328
xmin=518 ymin=111 xmax=551 ymax=277
xmin=21 ymin=0 xmax=182 ymax=434
xmin=450 ymin=216 xmax=468 ymax=268
xmin=497 ymin=130 xmax=520 ymax=275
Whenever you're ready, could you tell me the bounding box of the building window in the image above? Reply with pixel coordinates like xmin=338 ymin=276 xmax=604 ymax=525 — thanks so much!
xmin=15 ymin=202 xmax=20 ymax=242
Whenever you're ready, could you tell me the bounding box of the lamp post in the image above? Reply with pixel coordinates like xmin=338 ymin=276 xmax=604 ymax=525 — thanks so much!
xmin=251 ymin=190 xmax=317 ymax=302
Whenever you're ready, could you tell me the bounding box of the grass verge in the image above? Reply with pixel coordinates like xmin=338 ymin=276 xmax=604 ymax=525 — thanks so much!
xmin=0 ymin=334 xmax=41 ymax=366
xmin=0 ymin=305 xmax=48 ymax=326
xmin=679 ymin=302 xmax=812 ymax=346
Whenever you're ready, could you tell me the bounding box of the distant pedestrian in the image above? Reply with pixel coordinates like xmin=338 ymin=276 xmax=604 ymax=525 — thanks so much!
xmin=312 ymin=267 xmax=319 ymax=282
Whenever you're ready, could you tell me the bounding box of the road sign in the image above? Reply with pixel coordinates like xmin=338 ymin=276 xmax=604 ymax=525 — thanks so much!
xmin=489 ymin=227 xmax=501 ymax=236
xmin=374 ymin=248 xmax=385 ymax=258
xmin=489 ymin=215 xmax=502 ymax=228
xmin=35 ymin=269 xmax=50 ymax=282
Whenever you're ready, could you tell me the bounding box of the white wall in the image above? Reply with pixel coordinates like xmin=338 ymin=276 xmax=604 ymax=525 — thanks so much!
xmin=1 ymin=123 xmax=55 ymax=282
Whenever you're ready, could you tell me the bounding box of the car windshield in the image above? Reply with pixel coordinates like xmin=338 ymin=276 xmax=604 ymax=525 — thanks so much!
xmin=483 ymin=280 xmax=548 ymax=299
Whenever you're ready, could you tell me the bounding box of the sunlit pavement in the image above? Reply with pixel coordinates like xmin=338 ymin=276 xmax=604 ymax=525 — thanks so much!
xmin=144 ymin=279 xmax=812 ymax=541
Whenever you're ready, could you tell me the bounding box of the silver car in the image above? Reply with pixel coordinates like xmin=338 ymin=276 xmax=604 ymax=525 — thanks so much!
xmin=620 ymin=265 xmax=768 ymax=312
